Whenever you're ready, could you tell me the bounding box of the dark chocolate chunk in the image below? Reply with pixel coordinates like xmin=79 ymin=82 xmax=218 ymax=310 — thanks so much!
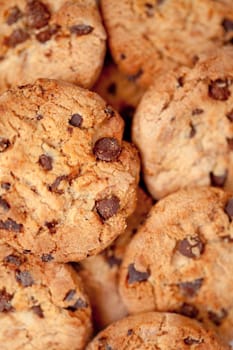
xmin=1 ymin=182 xmax=11 ymax=190
xmin=127 ymin=263 xmax=150 ymax=284
xmin=177 ymin=236 xmax=204 ymax=258
xmin=106 ymin=254 xmax=122 ymax=268
xmin=104 ymin=105 xmax=115 ymax=118
xmin=38 ymin=154 xmax=53 ymax=171
xmin=41 ymin=253 xmax=54 ymax=262
xmin=107 ymin=82 xmax=117 ymax=95
xmin=36 ymin=114 xmax=43 ymax=120
xmin=25 ymin=0 xmax=51 ymax=29
xmin=93 ymin=137 xmax=121 ymax=162
xmin=45 ymin=220 xmax=58 ymax=234
xmin=189 ymin=123 xmax=196 ymax=138
xmin=4 ymin=29 xmax=29 ymax=48
xmin=224 ymin=198 xmax=233 ymax=220
xmin=15 ymin=270 xmax=34 ymax=287
xmin=210 ymin=171 xmax=227 ymax=187
xmin=179 ymin=278 xmax=203 ymax=297
xmin=6 ymin=6 xmax=23 ymax=25
xmin=208 ymin=79 xmax=231 ymax=101
xmin=179 ymin=303 xmax=199 ymax=318
xmin=64 ymin=289 xmax=76 ymax=302
xmin=66 ymin=298 xmax=88 ymax=312
xmin=177 ymin=76 xmax=184 ymax=87
xmin=127 ymin=329 xmax=133 ymax=336
xmin=31 ymin=305 xmax=44 ymax=318
xmin=192 ymin=108 xmax=204 ymax=116
xmin=208 ymin=309 xmax=228 ymax=326
xmin=0 ymin=289 xmax=13 ymax=312
xmin=95 ymin=195 xmax=120 ymax=221
xmin=0 ymin=138 xmax=10 ymax=152
xmin=69 ymin=114 xmax=83 ymax=128
xmin=127 ymin=69 xmax=143 ymax=82
xmin=0 ymin=197 xmax=10 ymax=211
xmin=4 ymin=254 xmax=22 ymax=267
xmin=48 ymin=175 xmax=67 ymax=194
xmin=222 ymin=18 xmax=233 ymax=32
xmin=0 ymin=218 xmax=23 ymax=232
xmin=36 ymin=25 xmax=60 ymax=43
xmin=69 ymin=24 xmax=94 ymax=35
xmin=184 ymin=337 xmax=202 ymax=345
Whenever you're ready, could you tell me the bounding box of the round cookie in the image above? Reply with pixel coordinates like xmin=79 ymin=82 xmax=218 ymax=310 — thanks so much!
xmin=0 ymin=79 xmax=139 ymax=262
xmin=79 ymin=188 xmax=153 ymax=329
xmin=133 ymin=46 xmax=233 ymax=199
xmin=120 ymin=187 xmax=233 ymax=347
xmin=0 ymin=243 xmax=92 ymax=350
xmin=0 ymin=0 xmax=106 ymax=93
xmin=87 ymin=312 xmax=225 ymax=350
xmin=101 ymin=0 xmax=233 ymax=88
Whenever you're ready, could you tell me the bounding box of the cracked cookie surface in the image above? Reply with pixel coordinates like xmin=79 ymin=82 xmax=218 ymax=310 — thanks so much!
xmin=0 ymin=79 xmax=139 ymax=262
xmin=101 ymin=0 xmax=233 ymax=88
xmin=0 ymin=0 xmax=106 ymax=93
xmin=119 ymin=187 xmax=233 ymax=347
xmin=0 ymin=243 xmax=92 ymax=350
xmin=87 ymin=312 xmax=225 ymax=350
xmin=133 ymin=47 xmax=233 ymax=199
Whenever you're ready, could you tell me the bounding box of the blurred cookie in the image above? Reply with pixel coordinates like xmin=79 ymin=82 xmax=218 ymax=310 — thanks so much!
xmin=101 ymin=0 xmax=233 ymax=87
xmin=120 ymin=187 xmax=233 ymax=346
xmin=0 ymin=0 xmax=106 ymax=92
xmin=0 ymin=79 xmax=139 ymax=262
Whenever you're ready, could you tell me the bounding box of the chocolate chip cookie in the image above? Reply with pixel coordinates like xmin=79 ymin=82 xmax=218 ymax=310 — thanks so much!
xmin=0 ymin=243 xmax=92 ymax=350
xmin=79 ymin=188 xmax=153 ymax=329
xmin=120 ymin=187 xmax=233 ymax=347
xmin=101 ymin=0 xmax=233 ymax=87
xmin=87 ymin=312 xmax=225 ymax=349
xmin=0 ymin=79 xmax=139 ymax=262
xmin=133 ymin=47 xmax=233 ymax=199
xmin=0 ymin=0 xmax=106 ymax=92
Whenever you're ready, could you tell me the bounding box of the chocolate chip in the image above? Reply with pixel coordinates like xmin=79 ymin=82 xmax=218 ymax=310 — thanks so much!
xmin=128 ymin=69 xmax=143 ymax=82
xmin=210 ymin=171 xmax=227 ymax=187
xmin=184 ymin=337 xmax=202 ymax=345
xmin=4 ymin=29 xmax=30 ymax=48
xmin=66 ymin=298 xmax=88 ymax=312
xmin=0 ymin=289 xmax=13 ymax=312
xmin=95 ymin=195 xmax=120 ymax=220
xmin=127 ymin=329 xmax=133 ymax=336
xmin=69 ymin=114 xmax=83 ymax=128
xmin=64 ymin=289 xmax=76 ymax=302
xmin=179 ymin=303 xmax=199 ymax=318
xmin=177 ymin=76 xmax=184 ymax=87
xmin=105 ymin=254 xmax=122 ymax=268
xmin=224 ymin=198 xmax=233 ymax=220
xmin=6 ymin=6 xmax=23 ymax=25
xmin=0 ymin=138 xmax=10 ymax=152
xmin=31 ymin=305 xmax=44 ymax=318
xmin=48 ymin=175 xmax=67 ymax=194
xmin=25 ymin=0 xmax=51 ymax=29
xmin=179 ymin=278 xmax=203 ymax=297
xmin=36 ymin=114 xmax=43 ymax=120
xmin=0 ymin=197 xmax=10 ymax=211
xmin=192 ymin=108 xmax=204 ymax=116
xmin=69 ymin=24 xmax=94 ymax=36
xmin=222 ymin=18 xmax=233 ymax=32
xmin=208 ymin=309 xmax=228 ymax=326
xmin=127 ymin=263 xmax=150 ymax=284
xmin=93 ymin=137 xmax=121 ymax=162
xmin=45 ymin=220 xmax=58 ymax=234
xmin=4 ymin=254 xmax=22 ymax=267
xmin=189 ymin=123 xmax=196 ymax=138
xmin=104 ymin=106 xmax=115 ymax=118
xmin=208 ymin=79 xmax=231 ymax=101
xmin=107 ymin=82 xmax=117 ymax=95
xmin=38 ymin=154 xmax=53 ymax=171
xmin=1 ymin=182 xmax=11 ymax=190
xmin=177 ymin=236 xmax=204 ymax=258
xmin=41 ymin=253 xmax=54 ymax=262
xmin=15 ymin=270 xmax=34 ymax=287
xmin=0 ymin=218 xmax=23 ymax=232
xmin=36 ymin=25 xmax=60 ymax=43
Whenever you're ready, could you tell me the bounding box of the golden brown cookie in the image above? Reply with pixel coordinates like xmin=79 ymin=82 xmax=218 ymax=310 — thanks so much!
xmin=0 ymin=79 xmax=139 ymax=262
xmin=0 ymin=0 xmax=106 ymax=92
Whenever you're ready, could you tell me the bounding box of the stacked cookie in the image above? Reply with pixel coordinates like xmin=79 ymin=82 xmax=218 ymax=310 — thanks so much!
xmin=0 ymin=0 xmax=233 ymax=349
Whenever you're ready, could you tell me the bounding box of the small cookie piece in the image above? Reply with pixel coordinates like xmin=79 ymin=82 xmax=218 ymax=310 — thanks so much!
xmin=133 ymin=47 xmax=233 ymax=199
xmin=0 ymin=0 xmax=106 ymax=92
xmin=87 ymin=312 xmax=225 ymax=350
xmin=0 ymin=243 xmax=92 ymax=350
xmin=120 ymin=187 xmax=233 ymax=346
xmin=0 ymin=79 xmax=139 ymax=262
xmin=101 ymin=0 xmax=233 ymax=88
xmin=79 ymin=188 xmax=153 ymax=329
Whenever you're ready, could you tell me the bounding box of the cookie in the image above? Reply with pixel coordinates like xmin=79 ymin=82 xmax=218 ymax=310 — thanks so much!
xmin=119 ymin=187 xmax=233 ymax=346
xmin=87 ymin=312 xmax=225 ymax=350
xmin=79 ymin=188 xmax=153 ymax=329
xmin=0 ymin=243 xmax=92 ymax=350
xmin=0 ymin=0 xmax=106 ymax=93
xmin=133 ymin=46 xmax=233 ymax=199
xmin=101 ymin=0 xmax=233 ymax=88
xmin=0 ymin=79 xmax=139 ymax=262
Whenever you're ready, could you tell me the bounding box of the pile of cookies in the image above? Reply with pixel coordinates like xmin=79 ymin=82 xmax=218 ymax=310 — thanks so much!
xmin=0 ymin=0 xmax=233 ymax=349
